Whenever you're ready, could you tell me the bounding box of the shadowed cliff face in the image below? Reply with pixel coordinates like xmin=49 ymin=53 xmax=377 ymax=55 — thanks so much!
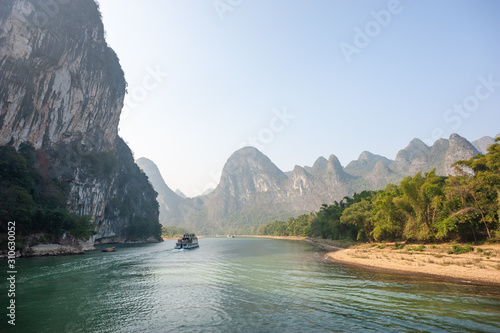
xmin=0 ymin=0 xmax=126 ymax=151
xmin=0 ymin=0 xmax=160 ymax=242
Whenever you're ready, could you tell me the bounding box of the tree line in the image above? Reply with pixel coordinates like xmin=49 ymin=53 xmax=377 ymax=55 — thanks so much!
xmin=257 ymin=139 xmax=500 ymax=243
xmin=161 ymin=225 xmax=192 ymax=238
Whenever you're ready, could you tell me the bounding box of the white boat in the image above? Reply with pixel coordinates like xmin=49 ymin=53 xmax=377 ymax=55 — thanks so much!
xmin=175 ymin=234 xmax=199 ymax=249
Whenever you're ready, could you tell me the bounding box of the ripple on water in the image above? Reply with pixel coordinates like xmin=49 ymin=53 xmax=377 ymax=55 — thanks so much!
xmin=8 ymin=238 xmax=500 ymax=333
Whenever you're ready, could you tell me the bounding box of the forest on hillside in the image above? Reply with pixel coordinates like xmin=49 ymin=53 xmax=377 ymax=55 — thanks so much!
xmin=257 ymin=138 xmax=500 ymax=243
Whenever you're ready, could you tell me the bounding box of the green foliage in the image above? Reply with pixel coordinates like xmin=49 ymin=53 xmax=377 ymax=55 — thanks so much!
xmin=256 ymin=191 xmax=376 ymax=241
xmin=394 ymin=242 xmax=404 ymax=249
xmin=161 ymin=225 xmax=191 ymax=237
xmin=0 ymin=143 xmax=96 ymax=239
xmin=406 ymin=245 xmax=425 ymax=252
xmin=395 ymin=170 xmax=446 ymax=242
xmin=449 ymin=243 xmax=474 ymax=254
xmin=340 ymin=199 xmax=373 ymax=241
xmin=255 ymin=139 xmax=500 ymax=244
xmin=67 ymin=215 xmax=96 ymax=239
xmin=256 ymin=214 xmax=315 ymax=236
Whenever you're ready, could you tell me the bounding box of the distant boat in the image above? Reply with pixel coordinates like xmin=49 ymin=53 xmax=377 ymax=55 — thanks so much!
xmin=175 ymin=234 xmax=199 ymax=249
xmin=227 ymin=234 xmax=235 ymax=238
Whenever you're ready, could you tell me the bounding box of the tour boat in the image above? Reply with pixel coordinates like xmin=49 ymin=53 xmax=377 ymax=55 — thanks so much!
xmin=175 ymin=234 xmax=199 ymax=249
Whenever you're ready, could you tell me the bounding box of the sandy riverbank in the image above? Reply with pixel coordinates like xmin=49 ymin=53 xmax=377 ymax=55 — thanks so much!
xmin=324 ymin=242 xmax=500 ymax=285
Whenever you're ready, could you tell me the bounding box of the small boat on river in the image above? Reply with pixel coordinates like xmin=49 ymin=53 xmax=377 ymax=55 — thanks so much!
xmin=175 ymin=234 xmax=199 ymax=249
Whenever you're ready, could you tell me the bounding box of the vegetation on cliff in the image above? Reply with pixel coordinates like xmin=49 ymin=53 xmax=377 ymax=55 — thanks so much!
xmin=0 ymin=143 xmax=94 ymax=239
xmin=257 ymin=139 xmax=500 ymax=243
xmin=0 ymin=138 xmax=162 ymax=242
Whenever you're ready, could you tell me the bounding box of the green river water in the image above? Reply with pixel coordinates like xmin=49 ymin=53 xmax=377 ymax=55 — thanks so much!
xmin=2 ymin=237 xmax=500 ymax=332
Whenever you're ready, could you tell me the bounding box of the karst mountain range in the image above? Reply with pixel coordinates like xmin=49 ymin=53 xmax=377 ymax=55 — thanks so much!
xmin=137 ymin=133 xmax=499 ymax=234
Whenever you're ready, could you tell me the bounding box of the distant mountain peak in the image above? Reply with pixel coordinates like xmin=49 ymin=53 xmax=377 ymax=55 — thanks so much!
xmin=344 ymin=151 xmax=392 ymax=177
xmin=230 ymin=146 xmax=262 ymax=158
xmin=175 ymin=189 xmax=187 ymax=199
xmin=472 ymin=135 xmax=496 ymax=154
xmin=408 ymin=138 xmax=428 ymax=150
xmin=222 ymin=146 xmax=283 ymax=175
xmin=444 ymin=133 xmax=480 ymax=175
xmin=392 ymin=137 xmax=429 ymax=170
xmin=449 ymin=132 xmax=468 ymax=143
xmin=358 ymin=151 xmax=374 ymax=160
xmin=292 ymin=165 xmax=308 ymax=175
xmin=327 ymin=154 xmax=343 ymax=172
xmin=448 ymin=133 xmax=478 ymax=149
xmin=217 ymin=146 xmax=287 ymax=195
xmin=310 ymin=156 xmax=328 ymax=175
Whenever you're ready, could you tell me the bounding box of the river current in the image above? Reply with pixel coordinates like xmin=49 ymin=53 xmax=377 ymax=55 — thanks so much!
xmin=2 ymin=237 xmax=500 ymax=332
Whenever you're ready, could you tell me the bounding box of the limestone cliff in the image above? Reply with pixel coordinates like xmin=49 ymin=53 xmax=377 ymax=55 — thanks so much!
xmin=0 ymin=0 xmax=161 ymax=242
xmin=0 ymin=0 xmax=124 ymax=150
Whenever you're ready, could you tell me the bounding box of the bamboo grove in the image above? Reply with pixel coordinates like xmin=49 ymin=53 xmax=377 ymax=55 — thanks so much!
xmin=257 ymin=138 xmax=500 ymax=243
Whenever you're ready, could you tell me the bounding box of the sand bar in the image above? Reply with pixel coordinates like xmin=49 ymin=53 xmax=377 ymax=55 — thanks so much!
xmin=324 ymin=242 xmax=500 ymax=285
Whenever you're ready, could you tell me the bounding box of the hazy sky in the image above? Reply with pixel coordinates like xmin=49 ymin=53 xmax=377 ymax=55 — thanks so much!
xmin=98 ymin=0 xmax=500 ymax=197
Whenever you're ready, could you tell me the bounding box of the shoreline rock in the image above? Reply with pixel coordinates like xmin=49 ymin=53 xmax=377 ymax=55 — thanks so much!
xmin=95 ymin=235 xmax=162 ymax=245
xmin=102 ymin=246 xmax=116 ymax=252
xmin=0 ymin=231 xmax=96 ymax=258
xmin=22 ymin=244 xmax=84 ymax=257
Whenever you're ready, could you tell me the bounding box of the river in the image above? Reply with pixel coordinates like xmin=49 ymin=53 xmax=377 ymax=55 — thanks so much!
xmin=2 ymin=237 xmax=500 ymax=332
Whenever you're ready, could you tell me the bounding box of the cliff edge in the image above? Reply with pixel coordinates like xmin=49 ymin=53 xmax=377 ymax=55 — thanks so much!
xmin=0 ymin=0 xmax=161 ymax=245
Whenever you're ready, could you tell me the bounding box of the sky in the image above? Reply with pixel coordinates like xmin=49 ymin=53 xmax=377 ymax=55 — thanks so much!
xmin=97 ymin=0 xmax=500 ymax=197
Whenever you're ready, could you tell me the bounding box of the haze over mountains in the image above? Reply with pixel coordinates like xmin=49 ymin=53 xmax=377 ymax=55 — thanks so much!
xmin=138 ymin=133 xmax=499 ymax=234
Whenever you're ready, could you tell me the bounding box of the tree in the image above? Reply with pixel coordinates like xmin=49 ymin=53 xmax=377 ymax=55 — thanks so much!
xmin=340 ymin=199 xmax=373 ymax=241
xmin=371 ymin=184 xmax=405 ymax=241
xmin=393 ymin=170 xmax=446 ymax=242
xmin=450 ymin=138 xmax=500 ymax=240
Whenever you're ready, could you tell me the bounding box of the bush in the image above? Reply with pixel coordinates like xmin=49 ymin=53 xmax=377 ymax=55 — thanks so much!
xmin=450 ymin=243 xmax=474 ymax=254
xmin=407 ymin=245 xmax=425 ymax=252
xmin=394 ymin=242 xmax=405 ymax=249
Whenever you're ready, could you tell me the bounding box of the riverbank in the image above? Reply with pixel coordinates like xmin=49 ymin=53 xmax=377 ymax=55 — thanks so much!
xmin=248 ymin=236 xmax=500 ymax=285
xmin=324 ymin=242 xmax=500 ymax=285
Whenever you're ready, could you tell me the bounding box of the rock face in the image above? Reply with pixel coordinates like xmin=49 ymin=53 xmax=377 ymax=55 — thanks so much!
xmin=207 ymin=147 xmax=288 ymax=222
xmin=22 ymin=244 xmax=84 ymax=257
xmin=144 ymin=133 xmax=492 ymax=234
xmin=0 ymin=0 xmax=124 ymax=151
xmin=0 ymin=0 xmax=161 ymax=243
xmin=20 ymin=231 xmax=93 ymax=257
